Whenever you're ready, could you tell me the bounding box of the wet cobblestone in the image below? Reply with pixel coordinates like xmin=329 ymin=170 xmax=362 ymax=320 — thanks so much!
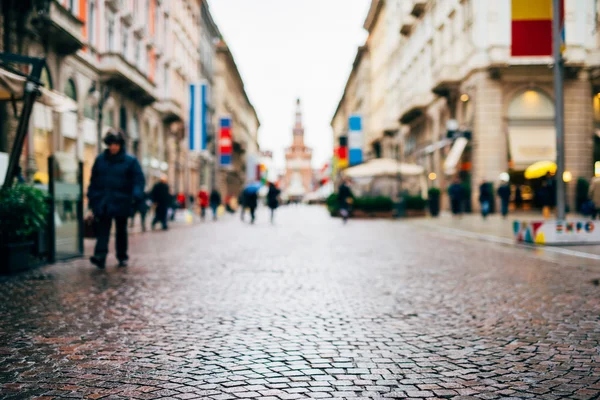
xmin=0 ymin=207 xmax=599 ymax=399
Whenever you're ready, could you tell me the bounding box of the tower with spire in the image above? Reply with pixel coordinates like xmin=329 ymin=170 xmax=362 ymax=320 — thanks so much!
xmin=284 ymin=98 xmax=313 ymax=201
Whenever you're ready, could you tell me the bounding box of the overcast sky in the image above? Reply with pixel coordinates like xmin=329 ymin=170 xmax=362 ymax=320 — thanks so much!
xmin=210 ymin=0 xmax=370 ymax=169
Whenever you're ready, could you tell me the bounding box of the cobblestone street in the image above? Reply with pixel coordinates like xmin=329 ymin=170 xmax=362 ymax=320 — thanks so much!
xmin=1 ymin=206 xmax=599 ymax=399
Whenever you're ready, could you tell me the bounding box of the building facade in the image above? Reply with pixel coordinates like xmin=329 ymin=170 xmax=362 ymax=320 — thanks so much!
xmin=1 ymin=0 xmax=253 ymax=205
xmin=284 ymin=99 xmax=313 ymax=200
xmin=213 ymin=40 xmax=260 ymax=202
xmin=333 ymin=0 xmax=600 ymax=210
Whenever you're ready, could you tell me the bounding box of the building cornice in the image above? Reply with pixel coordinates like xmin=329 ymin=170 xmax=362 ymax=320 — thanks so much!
xmin=363 ymin=0 xmax=385 ymax=33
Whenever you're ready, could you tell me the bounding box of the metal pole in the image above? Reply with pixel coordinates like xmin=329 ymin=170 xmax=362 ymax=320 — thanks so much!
xmin=553 ymin=0 xmax=566 ymax=220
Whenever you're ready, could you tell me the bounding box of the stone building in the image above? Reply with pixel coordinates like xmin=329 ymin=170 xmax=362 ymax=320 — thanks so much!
xmin=333 ymin=0 xmax=600 ymax=210
xmin=1 ymin=0 xmax=248 ymax=205
xmin=284 ymin=99 xmax=313 ymax=200
xmin=213 ymin=40 xmax=260 ymax=202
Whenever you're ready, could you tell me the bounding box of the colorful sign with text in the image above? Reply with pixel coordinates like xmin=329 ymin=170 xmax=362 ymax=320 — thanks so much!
xmin=219 ymin=117 xmax=232 ymax=166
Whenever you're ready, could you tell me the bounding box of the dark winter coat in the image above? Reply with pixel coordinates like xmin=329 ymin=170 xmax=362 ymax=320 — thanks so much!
xmin=209 ymin=190 xmax=221 ymax=208
xmin=243 ymin=189 xmax=258 ymax=209
xmin=338 ymin=183 xmax=353 ymax=209
xmin=87 ymin=149 xmax=145 ymax=217
xmin=479 ymin=183 xmax=493 ymax=203
xmin=267 ymin=186 xmax=280 ymax=209
xmin=448 ymin=183 xmax=463 ymax=201
xmin=150 ymin=182 xmax=171 ymax=207
xmin=497 ymin=184 xmax=511 ymax=202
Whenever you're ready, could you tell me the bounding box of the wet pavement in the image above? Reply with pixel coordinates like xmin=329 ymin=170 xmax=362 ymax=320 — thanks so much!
xmin=1 ymin=206 xmax=599 ymax=399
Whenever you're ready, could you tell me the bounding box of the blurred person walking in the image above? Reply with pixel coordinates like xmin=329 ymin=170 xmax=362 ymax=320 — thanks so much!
xmin=244 ymin=188 xmax=258 ymax=224
xmin=130 ymin=191 xmax=150 ymax=232
xmin=497 ymin=181 xmax=511 ymax=218
xmin=478 ymin=181 xmax=493 ymax=219
xmin=337 ymin=178 xmax=353 ymax=224
xmin=589 ymin=175 xmax=600 ymax=219
xmin=87 ymin=130 xmax=145 ymax=269
xmin=448 ymin=178 xmax=463 ymax=216
xmin=209 ymin=189 xmax=221 ymax=221
xmin=151 ymin=175 xmax=171 ymax=231
xmin=266 ymin=182 xmax=281 ymax=224
xmin=198 ymin=187 xmax=209 ymax=220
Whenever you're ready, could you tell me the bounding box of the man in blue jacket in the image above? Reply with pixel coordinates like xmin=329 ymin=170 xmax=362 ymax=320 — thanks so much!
xmin=87 ymin=130 xmax=145 ymax=269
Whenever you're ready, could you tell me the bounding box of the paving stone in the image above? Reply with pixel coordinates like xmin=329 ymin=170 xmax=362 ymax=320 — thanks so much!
xmin=0 ymin=208 xmax=598 ymax=399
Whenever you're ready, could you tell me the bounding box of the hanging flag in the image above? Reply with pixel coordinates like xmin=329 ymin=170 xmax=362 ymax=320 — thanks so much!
xmin=348 ymin=115 xmax=363 ymax=166
xmin=189 ymin=82 xmax=208 ymax=152
xmin=219 ymin=117 xmax=232 ymax=166
xmin=511 ymin=0 xmax=563 ymax=57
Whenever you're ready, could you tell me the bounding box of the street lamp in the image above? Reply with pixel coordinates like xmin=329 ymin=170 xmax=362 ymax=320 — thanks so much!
xmin=87 ymin=82 xmax=111 ymax=155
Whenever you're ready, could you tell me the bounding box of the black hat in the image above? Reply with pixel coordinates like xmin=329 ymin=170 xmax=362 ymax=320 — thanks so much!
xmin=103 ymin=129 xmax=126 ymax=146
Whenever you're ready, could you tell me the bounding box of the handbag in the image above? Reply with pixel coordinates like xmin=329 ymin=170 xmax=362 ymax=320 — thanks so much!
xmin=83 ymin=214 xmax=97 ymax=239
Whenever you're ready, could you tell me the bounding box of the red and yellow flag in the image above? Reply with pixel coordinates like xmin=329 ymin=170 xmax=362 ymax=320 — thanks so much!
xmin=511 ymin=0 xmax=563 ymax=57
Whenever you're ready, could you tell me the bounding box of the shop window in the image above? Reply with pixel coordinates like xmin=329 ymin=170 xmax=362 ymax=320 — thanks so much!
xmin=64 ymin=79 xmax=77 ymax=101
xmin=508 ymin=89 xmax=554 ymax=120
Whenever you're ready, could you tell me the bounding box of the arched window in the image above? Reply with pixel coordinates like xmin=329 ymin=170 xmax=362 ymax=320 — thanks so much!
xmin=507 ymin=88 xmax=556 ymax=169
xmin=40 ymin=66 xmax=53 ymax=89
xmin=64 ymin=79 xmax=77 ymax=101
xmin=508 ymin=89 xmax=554 ymax=121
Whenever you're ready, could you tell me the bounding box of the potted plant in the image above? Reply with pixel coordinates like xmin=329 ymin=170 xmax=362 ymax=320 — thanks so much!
xmin=404 ymin=195 xmax=427 ymax=217
xmin=0 ymin=185 xmax=48 ymax=274
xmin=428 ymin=187 xmax=441 ymax=217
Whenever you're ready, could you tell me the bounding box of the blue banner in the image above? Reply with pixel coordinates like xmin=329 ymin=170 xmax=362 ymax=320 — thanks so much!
xmin=348 ymin=115 xmax=363 ymax=165
xmin=189 ymin=82 xmax=208 ymax=152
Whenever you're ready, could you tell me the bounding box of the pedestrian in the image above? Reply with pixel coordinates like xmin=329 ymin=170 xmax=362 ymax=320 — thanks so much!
xmin=448 ymin=178 xmax=463 ymax=216
xmin=209 ymin=189 xmax=221 ymax=221
xmin=589 ymin=175 xmax=600 ymax=220
xmin=479 ymin=181 xmax=493 ymax=219
xmin=87 ymin=129 xmax=145 ymax=269
xmin=337 ymin=178 xmax=353 ymax=224
xmin=540 ymin=174 xmax=553 ymax=219
xmin=150 ymin=175 xmax=171 ymax=230
xmin=198 ymin=187 xmax=209 ymax=220
xmin=497 ymin=181 xmax=511 ymax=218
xmin=177 ymin=192 xmax=186 ymax=209
xmin=515 ymin=185 xmax=523 ymax=209
xmin=267 ymin=182 xmax=281 ymax=224
xmin=169 ymin=194 xmax=177 ymax=221
xmin=243 ymin=188 xmax=258 ymax=224
xmin=130 ymin=191 xmax=150 ymax=232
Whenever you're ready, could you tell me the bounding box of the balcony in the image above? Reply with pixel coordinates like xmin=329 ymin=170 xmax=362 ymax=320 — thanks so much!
xmin=411 ymin=0 xmax=427 ymax=18
xmin=155 ymin=97 xmax=183 ymax=123
xmin=98 ymin=53 xmax=157 ymax=105
xmin=399 ymin=91 xmax=434 ymax=124
xmin=105 ymin=0 xmax=124 ymax=12
xmin=432 ymin=64 xmax=461 ymax=96
xmin=32 ymin=0 xmax=84 ymax=55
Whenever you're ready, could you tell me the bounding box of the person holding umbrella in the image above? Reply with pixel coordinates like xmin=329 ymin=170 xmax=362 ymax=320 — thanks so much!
xmin=242 ymin=182 xmax=261 ymax=224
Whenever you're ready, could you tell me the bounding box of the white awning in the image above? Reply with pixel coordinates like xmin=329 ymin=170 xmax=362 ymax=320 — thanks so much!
xmin=508 ymin=125 xmax=556 ymax=170
xmin=343 ymin=158 xmax=425 ymax=179
xmin=0 ymin=66 xmax=77 ymax=113
xmin=443 ymin=137 xmax=468 ymax=175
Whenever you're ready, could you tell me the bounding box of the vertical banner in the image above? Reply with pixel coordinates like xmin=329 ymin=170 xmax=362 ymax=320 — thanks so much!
xmin=348 ymin=115 xmax=363 ymax=166
xmin=189 ymin=82 xmax=208 ymax=152
xmin=511 ymin=0 xmax=563 ymax=57
xmin=219 ymin=117 xmax=232 ymax=166
xmin=337 ymin=136 xmax=349 ymax=169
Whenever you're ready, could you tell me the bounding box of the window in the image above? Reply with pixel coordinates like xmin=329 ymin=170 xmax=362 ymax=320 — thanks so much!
xmin=88 ymin=0 xmax=96 ymax=47
xmin=135 ymin=38 xmax=141 ymax=66
xmin=122 ymin=27 xmax=129 ymax=58
xmin=107 ymin=11 xmax=115 ymax=51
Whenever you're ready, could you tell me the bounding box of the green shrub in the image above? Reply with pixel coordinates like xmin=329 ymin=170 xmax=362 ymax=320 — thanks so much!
xmin=404 ymin=195 xmax=427 ymax=211
xmin=428 ymin=187 xmax=441 ymax=198
xmin=0 ymin=185 xmax=48 ymax=242
xmin=354 ymin=196 xmax=393 ymax=212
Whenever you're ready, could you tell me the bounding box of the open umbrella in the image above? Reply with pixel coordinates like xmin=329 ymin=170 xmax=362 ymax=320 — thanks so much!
xmin=524 ymin=161 xmax=556 ymax=180
xmin=243 ymin=182 xmax=262 ymax=194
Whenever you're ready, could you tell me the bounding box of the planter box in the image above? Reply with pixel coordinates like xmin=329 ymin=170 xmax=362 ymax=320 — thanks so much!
xmin=405 ymin=209 xmax=427 ymax=217
xmin=0 ymin=241 xmax=34 ymax=274
xmin=329 ymin=209 xmax=394 ymax=219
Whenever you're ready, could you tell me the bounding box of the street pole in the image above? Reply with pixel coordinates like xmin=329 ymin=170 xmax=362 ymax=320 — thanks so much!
xmin=552 ymin=0 xmax=566 ymax=220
